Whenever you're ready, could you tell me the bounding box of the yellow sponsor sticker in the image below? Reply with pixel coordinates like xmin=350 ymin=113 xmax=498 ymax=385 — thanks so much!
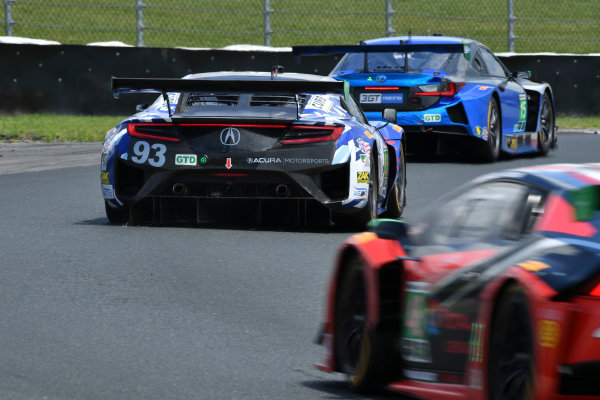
xmin=363 ymin=130 xmax=374 ymax=139
xmin=357 ymin=171 xmax=370 ymax=183
xmin=392 ymin=124 xmax=402 ymax=132
xmin=538 ymin=320 xmax=560 ymax=348
xmin=518 ymin=260 xmax=551 ymax=272
xmin=100 ymin=171 xmax=110 ymax=184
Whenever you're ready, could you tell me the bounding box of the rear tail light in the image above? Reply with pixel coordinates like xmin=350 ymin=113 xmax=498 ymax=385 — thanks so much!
xmin=127 ymin=123 xmax=182 ymax=142
xmin=590 ymin=282 xmax=600 ymax=297
xmin=279 ymin=125 xmax=344 ymax=144
xmin=413 ymin=82 xmax=464 ymax=97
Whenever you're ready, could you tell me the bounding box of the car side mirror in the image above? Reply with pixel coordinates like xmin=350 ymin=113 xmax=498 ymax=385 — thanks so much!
xmin=136 ymin=103 xmax=150 ymax=113
xmin=382 ymin=108 xmax=397 ymax=124
xmin=369 ymin=219 xmax=420 ymax=259
xmin=513 ymin=71 xmax=531 ymax=79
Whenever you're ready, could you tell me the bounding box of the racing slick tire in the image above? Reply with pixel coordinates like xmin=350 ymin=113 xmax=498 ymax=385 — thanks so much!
xmin=537 ymin=93 xmax=554 ymax=156
xmin=334 ymin=256 xmax=398 ymax=393
xmin=105 ymin=200 xmax=129 ymax=225
xmin=480 ymin=96 xmax=501 ymax=162
xmin=489 ymin=284 xmax=535 ymax=400
xmin=383 ymin=141 xmax=406 ymax=218
xmin=352 ymin=154 xmax=379 ymax=228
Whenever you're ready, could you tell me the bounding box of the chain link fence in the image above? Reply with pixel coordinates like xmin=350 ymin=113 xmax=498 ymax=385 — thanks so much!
xmin=2 ymin=0 xmax=599 ymax=53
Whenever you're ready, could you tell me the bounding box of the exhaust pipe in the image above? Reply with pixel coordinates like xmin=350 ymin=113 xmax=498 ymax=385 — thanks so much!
xmin=172 ymin=183 xmax=188 ymax=196
xmin=275 ymin=184 xmax=289 ymax=197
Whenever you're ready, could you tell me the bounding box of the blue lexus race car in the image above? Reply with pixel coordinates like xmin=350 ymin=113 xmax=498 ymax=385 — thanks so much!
xmin=293 ymin=36 xmax=557 ymax=162
xmin=101 ymin=71 xmax=406 ymax=227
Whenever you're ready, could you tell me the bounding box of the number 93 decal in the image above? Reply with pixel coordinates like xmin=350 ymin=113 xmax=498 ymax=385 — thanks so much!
xmin=131 ymin=140 xmax=167 ymax=167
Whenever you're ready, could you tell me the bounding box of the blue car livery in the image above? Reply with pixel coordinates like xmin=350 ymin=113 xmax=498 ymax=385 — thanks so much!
xmin=293 ymin=36 xmax=557 ymax=162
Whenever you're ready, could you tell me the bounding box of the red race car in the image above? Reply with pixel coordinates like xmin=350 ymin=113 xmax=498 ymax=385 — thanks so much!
xmin=316 ymin=163 xmax=600 ymax=400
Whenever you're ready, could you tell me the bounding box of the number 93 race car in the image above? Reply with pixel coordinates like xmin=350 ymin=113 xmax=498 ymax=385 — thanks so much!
xmin=316 ymin=163 xmax=600 ymax=400
xmin=100 ymin=71 xmax=406 ymax=227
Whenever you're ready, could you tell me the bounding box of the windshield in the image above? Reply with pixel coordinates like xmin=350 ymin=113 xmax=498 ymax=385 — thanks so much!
xmin=331 ymin=50 xmax=469 ymax=76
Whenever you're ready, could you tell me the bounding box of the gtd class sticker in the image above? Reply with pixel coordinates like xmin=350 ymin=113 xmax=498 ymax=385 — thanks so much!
xmin=175 ymin=154 xmax=197 ymax=166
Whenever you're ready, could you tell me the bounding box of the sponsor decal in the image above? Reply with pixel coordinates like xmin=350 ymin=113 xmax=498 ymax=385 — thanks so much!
xmin=359 ymin=93 xmax=381 ymax=104
xmin=463 ymin=43 xmax=471 ymax=60
xmin=353 ymin=187 xmax=367 ymax=197
xmin=402 ymin=338 xmax=432 ymax=363
xmin=469 ymin=323 xmax=485 ymax=363
xmin=424 ymin=114 xmax=441 ymax=123
xmin=101 ymin=184 xmax=115 ymax=199
xmin=306 ymin=95 xmax=333 ymax=112
xmin=479 ymin=85 xmax=490 ymax=90
xmin=199 ymin=155 xmax=208 ymax=165
xmin=175 ymin=154 xmax=197 ymax=166
xmin=355 ymin=137 xmax=371 ymax=154
xmin=247 ymin=157 xmax=329 ymax=164
xmin=482 ymin=128 xmax=489 ymax=140
xmin=225 ymin=158 xmax=232 ymax=169
xmin=510 ymin=137 xmax=517 ymax=150
xmin=284 ymin=157 xmax=329 ymax=164
xmin=475 ymin=126 xmax=482 ymax=137
xmin=360 ymin=154 xmax=368 ymax=164
xmin=363 ymin=130 xmax=374 ymax=139
xmin=538 ymin=320 xmax=561 ymax=348
xmin=220 ymin=127 xmax=241 ymax=146
xmin=392 ymin=124 xmax=402 ymax=132
xmin=357 ymin=171 xmax=370 ymax=183
xmin=248 ymin=157 xmax=282 ymax=164
xmin=375 ymin=74 xmax=387 ymax=83
xmin=382 ymin=93 xmax=403 ymax=103
xmin=519 ymin=93 xmax=527 ymax=122
xmin=518 ymin=260 xmax=551 ymax=272
xmin=469 ymin=370 xmax=484 ymax=390
xmin=404 ymin=369 xmax=438 ymax=382
xmin=100 ymin=171 xmax=110 ymax=185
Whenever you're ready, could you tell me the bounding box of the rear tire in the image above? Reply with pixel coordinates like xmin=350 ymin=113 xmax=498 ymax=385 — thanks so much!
xmin=537 ymin=93 xmax=554 ymax=156
xmin=489 ymin=285 xmax=535 ymax=400
xmin=334 ymin=257 xmax=396 ymax=392
xmin=480 ymin=97 xmax=501 ymax=162
xmin=383 ymin=141 xmax=406 ymax=218
xmin=105 ymin=200 xmax=129 ymax=225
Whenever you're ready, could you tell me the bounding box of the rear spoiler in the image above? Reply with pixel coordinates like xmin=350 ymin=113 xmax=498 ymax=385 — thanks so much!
xmin=111 ymin=76 xmax=348 ymax=120
xmin=111 ymin=77 xmax=346 ymax=99
xmin=292 ymin=43 xmax=465 ymax=61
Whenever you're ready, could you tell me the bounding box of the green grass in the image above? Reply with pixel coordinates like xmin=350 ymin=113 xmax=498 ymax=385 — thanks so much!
xmin=0 ymin=114 xmax=597 ymax=142
xmin=2 ymin=0 xmax=598 ymax=53
xmin=0 ymin=114 xmax=127 ymax=142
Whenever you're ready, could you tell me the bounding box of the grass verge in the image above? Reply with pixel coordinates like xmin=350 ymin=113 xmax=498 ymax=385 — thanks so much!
xmin=0 ymin=114 xmax=598 ymax=142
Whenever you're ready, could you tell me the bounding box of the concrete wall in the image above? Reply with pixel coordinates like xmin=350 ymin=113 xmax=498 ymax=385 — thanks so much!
xmin=0 ymin=43 xmax=598 ymax=116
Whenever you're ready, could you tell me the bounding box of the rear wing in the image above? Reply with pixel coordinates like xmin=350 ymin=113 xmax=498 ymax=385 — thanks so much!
xmin=111 ymin=77 xmax=348 ymax=121
xmin=111 ymin=77 xmax=345 ymax=98
xmin=292 ymin=43 xmax=466 ymax=60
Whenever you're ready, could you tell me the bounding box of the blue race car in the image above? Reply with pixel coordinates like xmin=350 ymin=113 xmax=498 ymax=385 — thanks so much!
xmin=101 ymin=71 xmax=406 ymax=227
xmin=293 ymin=36 xmax=557 ymax=162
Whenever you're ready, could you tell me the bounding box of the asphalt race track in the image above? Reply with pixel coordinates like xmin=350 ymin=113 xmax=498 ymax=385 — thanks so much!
xmin=0 ymin=132 xmax=598 ymax=400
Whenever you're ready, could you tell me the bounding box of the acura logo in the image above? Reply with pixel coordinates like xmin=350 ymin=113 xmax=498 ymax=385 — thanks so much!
xmin=220 ymin=127 xmax=241 ymax=146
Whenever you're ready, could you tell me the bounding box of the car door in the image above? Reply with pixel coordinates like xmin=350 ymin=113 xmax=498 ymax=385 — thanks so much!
xmin=401 ymin=180 xmax=548 ymax=380
xmin=476 ymin=47 xmax=527 ymax=134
